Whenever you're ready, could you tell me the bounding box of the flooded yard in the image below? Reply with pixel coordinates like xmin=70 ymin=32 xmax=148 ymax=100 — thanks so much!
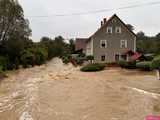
xmin=0 ymin=58 xmax=160 ymax=120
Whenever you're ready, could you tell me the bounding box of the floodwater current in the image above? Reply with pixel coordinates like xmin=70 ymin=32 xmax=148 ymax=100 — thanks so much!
xmin=0 ymin=58 xmax=160 ymax=120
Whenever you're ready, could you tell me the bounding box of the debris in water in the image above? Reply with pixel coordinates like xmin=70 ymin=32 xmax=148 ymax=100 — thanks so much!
xmin=19 ymin=111 xmax=33 ymax=120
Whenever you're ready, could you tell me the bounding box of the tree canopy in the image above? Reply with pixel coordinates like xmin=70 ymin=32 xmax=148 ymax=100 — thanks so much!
xmin=136 ymin=31 xmax=160 ymax=54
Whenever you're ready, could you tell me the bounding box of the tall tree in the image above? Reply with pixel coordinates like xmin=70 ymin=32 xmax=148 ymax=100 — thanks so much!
xmin=126 ymin=24 xmax=134 ymax=31
xmin=137 ymin=31 xmax=145 ymax=39
xmin=69 ymin=39 xmax=75 ymax=53
xmin=0 ymin=0 xmax=31 ymax=42
xmin=0 ymin=0 xmax=32 ymax=69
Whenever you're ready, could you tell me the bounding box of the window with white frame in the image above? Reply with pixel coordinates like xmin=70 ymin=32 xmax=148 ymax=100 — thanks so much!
xmin=115 ymin=54 xmax=127 ymax=61
xmin=100 ymin=40 xmax=107 ymax=48
xmin=101 ymin=55 xmax=106 ymax=61
xmin=121 ymin=54 xmax=127 ymax=60
xmin=116 ymin=27 xmax=122 ymax=33
xmin=115 ymin=54 xmax=120 ymax=61
xmin=106 ymin=27 xmax=112 ymax=34
xmin=120 ymin=40 xmax=127 ymax=48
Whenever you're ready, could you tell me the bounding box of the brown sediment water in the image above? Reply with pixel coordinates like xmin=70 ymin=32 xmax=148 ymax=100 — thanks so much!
xmin=0 ymin=58 xmax=160 ymax=120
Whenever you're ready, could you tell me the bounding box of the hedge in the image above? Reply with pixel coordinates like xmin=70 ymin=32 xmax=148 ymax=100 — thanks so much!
xmin=117 ymin=60 xmax=128 ymax=68
xmin=80 ymin=63 xmax=105 ymax=72
xmin=34 ymin=48 xmax=48 ymax=65
xmin=0 ymin=56 xmax=8 ymax=71
xmin=117 ymin=60 xmax=136 ymax=69
xmin=136 ymin=61 xmax=153 ymax=71
xmin=152 ymin=55 xmax=160 ymax=69
xmin=62 ymin=56 xmax=70 ymax=64
xmin=20 ymin=50 xmax=35 ymax=68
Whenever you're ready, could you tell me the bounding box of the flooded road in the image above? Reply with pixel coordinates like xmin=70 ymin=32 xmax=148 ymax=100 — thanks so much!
xmin=0 ymin=58 xmax=160 ymax=120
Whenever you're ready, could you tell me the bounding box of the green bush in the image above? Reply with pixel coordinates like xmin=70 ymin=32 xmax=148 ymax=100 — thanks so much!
xmin=152 ymin=55 xmax=160 ymax=69
xmin=86 ymin=55 xmax=94 ymax=60
xmin=145 ymin=55 xmax=154 ymax=61
xmin=34 ymin=48 xmax=48 ymax=65
xmin=136 ymin=61 xmax=153 ymax=71
xmin=20 ymin=47 xmax=48 ymax=67
xmin=0 ymin=65 xmax=3 ymax=73
xmin=118 ymin=60 xmax=136 ymax=69
xmin=62 ymin=56 xmax=70 ymax=64
xmin=0 ymin=65 xmax=7 ymax=79
xmin=20 ymin=50 xmax=35 ymax=68
xmin=80 ymin=63 xmax=105 ymax=72
xmin=117 ymin=60 xmax=128 ymax=68
xmin=127 ymin=61 xmax=137 ymax=69
xmin=86 ymin=55 xmax=94 ymax=63
xmin=0 ymin=56 xmax=8 ymax=71
xmin=75 ymin=57 xmax=85 ymax=65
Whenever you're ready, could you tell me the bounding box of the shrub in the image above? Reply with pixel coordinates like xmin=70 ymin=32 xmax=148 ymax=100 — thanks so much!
xmin=34 ymin=48 xmax=48 ymax=65
xmin=152 ymin=55 xmax=160 ymax=69
xmin=75 ymin=57 xmax=85 ymax=65
xmin=80 ymin=63 xmax=105 ymax=72
xmin=117 ymin=60 xmax=128 ymax=68
xmin=0 ymin=56 xmax=8 ymax=71
xmin=0 ymin=65 xmax=7 ymax=79
xmin=86 ymin=55 xmax=94 ymax=60
xmin=20 ymin=50 xmax=35 ymax=68
xmin=62 ymin=56 xmax=70 ymax=64
xmin=136 ymin=61 xmax=153 ymax=71
xmin=127 ymin=61 xmax=137 ymax=69
xmin=0 ymin=65 xmax=3 ymax=73
xmin=15 ymin=57 xmax=20 ymax=69
xmin=145 ymin=55 xmax=154 ymax=61
xmin=86 ymin=55 xmax=94 ymax=63
xmin=118 ymin=60 xmax=136 ymax=69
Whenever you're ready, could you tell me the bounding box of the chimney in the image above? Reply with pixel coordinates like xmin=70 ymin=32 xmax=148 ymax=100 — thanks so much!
xmin=101 ymin=21 xmax=103 ymax=27
xmin=103 ymin=18 xmax=107 ymax=24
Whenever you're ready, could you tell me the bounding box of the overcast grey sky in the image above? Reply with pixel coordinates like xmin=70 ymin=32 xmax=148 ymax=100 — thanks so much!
xmin=19 ymin=0 xmax=160 ymax=41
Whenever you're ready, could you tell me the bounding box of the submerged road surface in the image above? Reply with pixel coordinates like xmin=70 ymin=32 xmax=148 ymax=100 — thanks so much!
xmin=0 ymin=58 xmax=160 ymax=120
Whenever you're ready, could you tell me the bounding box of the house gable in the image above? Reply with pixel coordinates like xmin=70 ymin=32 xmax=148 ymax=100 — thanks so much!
xmin=90 ymin=14 xmax=136 ymax=39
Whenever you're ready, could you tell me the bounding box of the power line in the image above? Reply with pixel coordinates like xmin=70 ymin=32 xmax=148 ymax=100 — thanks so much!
xmin=26 ymin=1 xmax=160 ymax=18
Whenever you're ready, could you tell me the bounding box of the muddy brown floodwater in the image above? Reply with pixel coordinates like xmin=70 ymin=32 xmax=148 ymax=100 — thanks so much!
xmin=0 ymin=58 xmax=160 ymax=120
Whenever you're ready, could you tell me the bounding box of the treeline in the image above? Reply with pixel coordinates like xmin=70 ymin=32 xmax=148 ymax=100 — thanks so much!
xmin=0 ymin=0 xmax=75 ymax=72
xmin=136 ymin=31 xmax=160 ymax=54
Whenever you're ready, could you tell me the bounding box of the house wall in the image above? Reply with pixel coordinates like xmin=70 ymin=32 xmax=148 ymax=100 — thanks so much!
xmin=86 ymin=38 xmax=93 ymax=56
xmin=92 ymin=16 xmax=136 ymax=63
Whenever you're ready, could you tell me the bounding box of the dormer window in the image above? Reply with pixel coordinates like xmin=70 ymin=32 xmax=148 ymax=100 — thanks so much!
xmin=100 ymin=40 xmax=107 ymax=48
xmin=116 ymin=27 xmax=122 ymax=33
xmin=107 ymin=27 xmax=112 ymax=34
